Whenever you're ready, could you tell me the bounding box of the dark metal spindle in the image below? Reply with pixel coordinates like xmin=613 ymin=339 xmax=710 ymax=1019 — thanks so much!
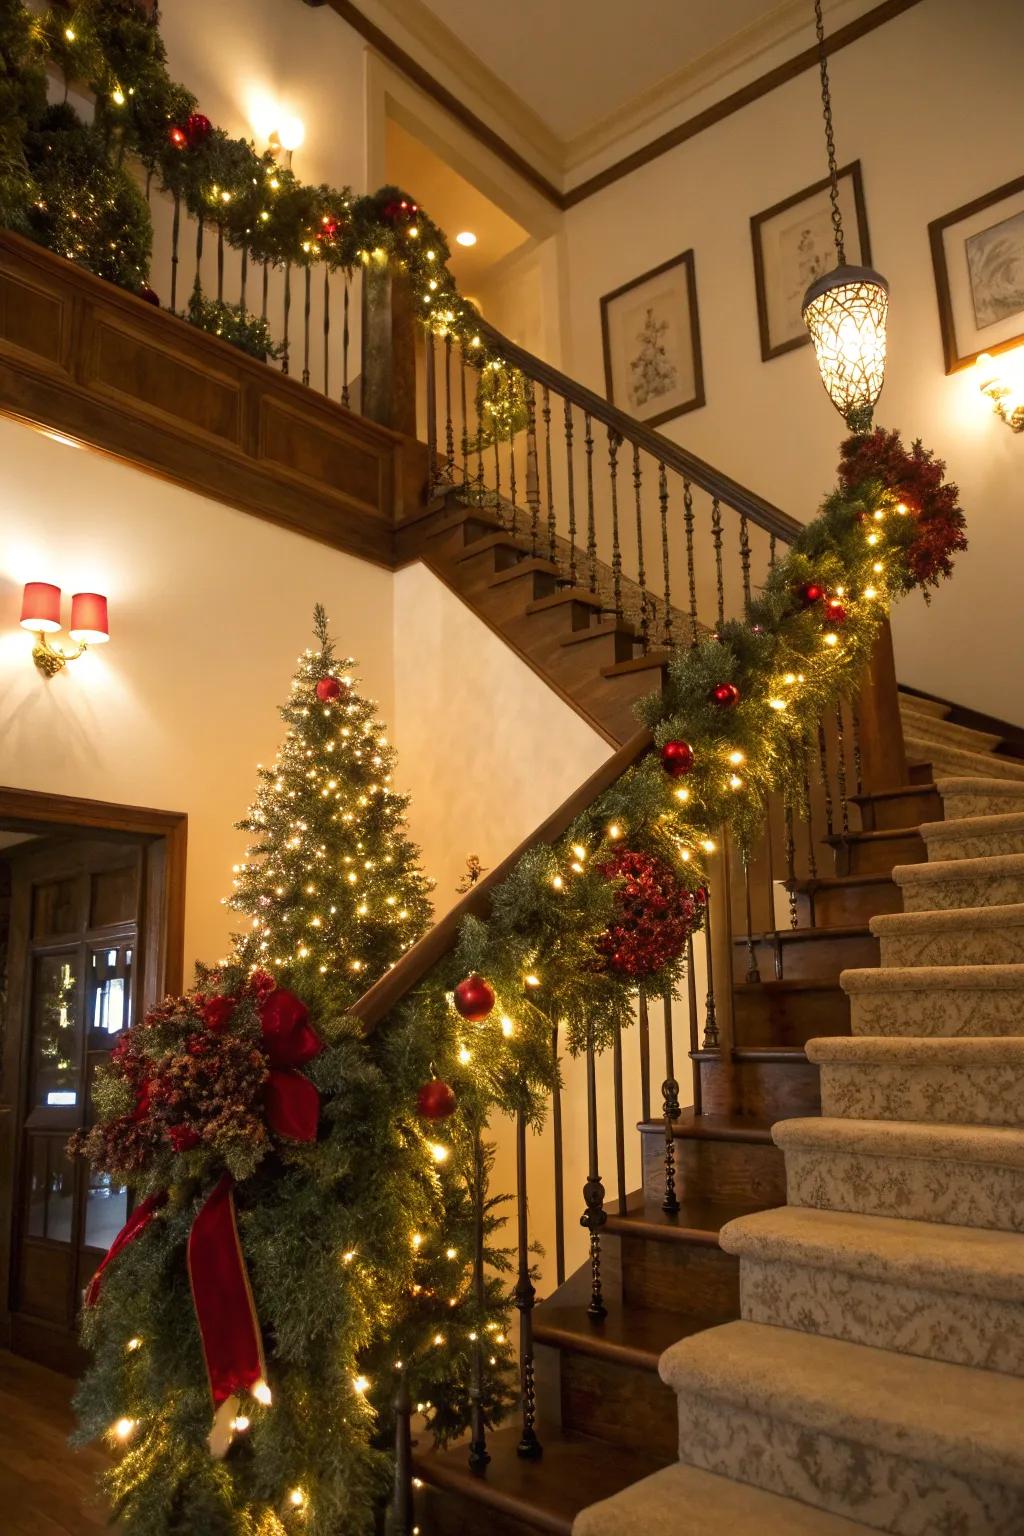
xmin=542 ymin=386 xmax=555 ymax=564
xmin=170 ymin=194 xmax=181 ymax=311
xmin=551 ymin=1023 xmax=565 ymax=1287
xmin=739 ymin=512 xmax=752 ymax=610
xmin=852 ymin=704 xmax=864 ymax=796
xmin=817 ymin=720 xmax=835 ymax=837
xmin=742 ymin=850 xmax=761 ymax=982
xmin=282 ymin=263 xmax=292 ymax=375
xmin=322 ymin=268 xmax=330 ymax=394
xmin=638 ymin=984 xmax=651 ymax=1123
xmin=711 ymin=497 xmax=724 ymax=629
xmin=632 ymin=444 xmax=649 ymax=652
xmin=763 ymin=800 xmax=783 ymax=980
xmin=193 ymin=216 xmax=204 ymax=297
xmin=609 ymin=430 xmax=623 ymax=617
xmin=460 ymin=345 xmax=470 ymax=488
xmin=514 ymin=1110 xmax=542 ymax=1460
xmin=507 ymin=372 xmax=518 ymax=534
xmin=261 ymin=259 xmax=269 ymax=322
xmin=240 ymin=243 xmax=248 ymax=314
xmin=580 ymin=1025 xmax=607 ymax=1321
xmin=612 ymin=1019 xmax=627 ymax=1215
xmin=468 ymin=1123 xmax=491 ymax=1473
xmin=769 ymin=531 xmax=778 ymax=570
xmin=802 ymin=753 xmax=819 ymax=883
xmin=302 ymin=266 xmax=312 ymax=387
xmin=525 ymin=381 xmax=540 ymax=557
xmin=585 ymin=412 xmax=597 ymax=594
xmin=564 ymin=400 xmax=578 ymax=587
xmin=390 ymin=1366 xmax=413 ymax=1535
xmin=216 ymin=225 xmax=224 ymax=302
xmin=702 ymin=894 xmax=720 ymax=1048
xmin=475 ymin=375 xmax=487 ymax=505
xmin=444 ymin=334 xmax=455 ymax=484
xmin=686 ymin=937 xmax=702 ymax=1115
xmin=784 ymin=798 xmax=799 ymax=931
xmin=341 ymin=275 xmax=351 ymax=407
xmin=684 ymin=480 xmax=698 ymax=645
xmin=661 ymin=988 xmax=681 ymax=1216
xmin=658 ymin=463 xmax=673 ymax=649
xmin=835 ymin=704 xmax=850 ymax=833
xmin=425 ymin=332 xmax=438 ymax=483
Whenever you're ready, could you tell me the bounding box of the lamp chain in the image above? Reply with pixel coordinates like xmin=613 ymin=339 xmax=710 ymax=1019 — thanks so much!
xmin=813 ymin=0 xmax=846 ymax=265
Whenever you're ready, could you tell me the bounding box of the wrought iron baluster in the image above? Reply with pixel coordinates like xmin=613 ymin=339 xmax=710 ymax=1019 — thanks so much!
xmin=216 ymin=225 xmax=224 ymax=302
xmin=460 ymin=344 xmax=470 ymax=488
xmin=661 ymin=988 xmax=681 ymax=1216
xmin=551 ymin=1023 xmax=565 ymax=1287
xmin=801 ymin=750 xmax=819 ymax=884
xmin=686 ymin=936 xmax=701 ymax=1115
xmin=390 ymin=1366 xmax=413 ymax=1535
xmin=711 ymin=497 xmax=724 ymax=629
xmin=612 ymin=1018 xmax=627 ymax=1215
xmin=835 ymin=703 xmax=850 ymax=833
xmin=609 ymin=430 xmax=623 ymax=617
xmin=585 ymin=412 xmax=597 ymax=593
xmin=739 ymin=513 xmax=752 ymax=611
xmin=193 ymin=216 xmax=204 ymax=298
xmin=444 ymin=333 xmax=456 ymax=484
xmin=425 ymin=331 xmax=438 ymax=488
xmin=525 ymin=381 xmax=541 ymax=557
xmin=542 ymin=386 xmax=556 ymax=565
xmin=302 ymin=266 xmax=312 ymax=387
xmin=684 ymin=480 xmax=698 ymax=645
xmin=638 ymin=984 xmax=651 ymax=1124
xmin=468 ymin=1122 xmax=491 ymax=1473
xmin=852 ymin=703 xmax=864 ymax=796
xmin=742 ymin=848 xmax=761 ymax=983
xmin=170 ymin=194 xmax=181 ymax=311
xmin=282 ymin=263 xmax=292 ymax=376
xmin=341 ymin=275 xmax=351 ymax=407
xmin=633 ymin=444 xmax=649 ymax=651
xmin=703 ymin=893 xmax=720 ymax=1048
xmin=769 ymin=532 xmax=778 ymax=570
xmin=564 ymin=401 xmax=578 ymax=587
xmin=658 ymin=463 xmax=673 ymax=649
xmin=240 ymin=243 xmax=248 ymax=314
xmin=817 ymin=720 xmax=835 ymax=838
xmin=580 ymin=1024 xmax=607 ymax=1321
xmin=322 ymin=268 xmax=330 ymax=394
xmin=476 ymin=374 xmax=487 ymax=505
xmin=514 ymin=1109 xmax=542 ymax=1460
xmin=763 ymin=799 xmax=783 ymax=980
xmin=784 ymin=797 xmax=799 ymax=932
xmin=261 ymin=259 xmax=269 ymax=323
xmin=507 ymin=371 xmax=518 ymax=534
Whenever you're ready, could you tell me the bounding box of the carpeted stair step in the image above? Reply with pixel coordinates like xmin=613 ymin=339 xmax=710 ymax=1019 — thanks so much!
xmin=894 ymin=852 xmax=1024 ymax=911
xmin=806 ymin=1034 xmax=1024 ymax=1127
xmin=905 ymin=735 xmax=1024 ymax=782
xmin=937 ymin=776 xmax=1024 ymax=819
xmin=773 ymin=1115 xmax=1024 ymax=1231
xmin=921 ymin=810 xmax=1024 ymax=861
xmin=659 ymin=1320 xmax=1024 ymax=1536
xmin=573 ymin=1460 xmax=880 ymax=1535
xmin=720 ymin=1204 xmax=1024 ymax=1375
xmin=841 ymin=962 xmax=1024 ymax=1036
xmin=870 ymin=901 xmax=1024 ymax=965
xmin=899 ymin=703 xmax=1004 ymax=756
xmin=897 ymin=691 xmax=950 ymax=721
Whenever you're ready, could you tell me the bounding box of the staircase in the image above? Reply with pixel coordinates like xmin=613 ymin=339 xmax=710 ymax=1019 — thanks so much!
xmin=408 ymin=693 xmax=1024 ymax=1534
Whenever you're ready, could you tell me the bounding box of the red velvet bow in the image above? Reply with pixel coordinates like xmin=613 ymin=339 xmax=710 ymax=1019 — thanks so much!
xmin=260 ymin=986 xmax=323 ymax=1142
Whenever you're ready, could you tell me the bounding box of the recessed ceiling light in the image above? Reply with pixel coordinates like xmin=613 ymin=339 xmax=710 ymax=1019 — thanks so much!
xmin=455 ymin=231 xmax=477 ymax=247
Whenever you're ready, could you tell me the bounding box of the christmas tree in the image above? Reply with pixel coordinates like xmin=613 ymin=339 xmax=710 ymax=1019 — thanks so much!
xmin=628 ymin=305 xmax=678 ymax=409
xmin=228 ymin=605 xmax=434 ymax=1013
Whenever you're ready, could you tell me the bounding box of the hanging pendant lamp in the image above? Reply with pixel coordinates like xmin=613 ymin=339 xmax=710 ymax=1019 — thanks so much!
xmin=802 ymin=0 xmax=890 ymax=432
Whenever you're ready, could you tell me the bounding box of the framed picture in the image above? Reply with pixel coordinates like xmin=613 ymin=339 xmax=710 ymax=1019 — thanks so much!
xmin=600 ymin=251 xmax=705 ymax=426
xmin=929 ymin=174 xmax=1024 ymax=373
xmin=751 ymin=161 xmax=871 ymax=361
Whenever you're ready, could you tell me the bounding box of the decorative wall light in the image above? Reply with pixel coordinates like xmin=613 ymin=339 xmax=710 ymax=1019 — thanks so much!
xmin=20 ymin=583 xmax=110 ymax=676
xmin=268 ymin=116 xmax=305 ymax=167
xmin=976 ymin=350 xmax=1024 ymax=433
xmin=801 ymin=0 xmax=890 ymax=432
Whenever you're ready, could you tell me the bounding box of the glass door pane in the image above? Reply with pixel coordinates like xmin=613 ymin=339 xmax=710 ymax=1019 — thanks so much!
xmin=28 ymin=953 xmax=80 ymax=1111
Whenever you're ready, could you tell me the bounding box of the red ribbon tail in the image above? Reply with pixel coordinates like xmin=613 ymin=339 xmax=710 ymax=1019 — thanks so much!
xmin=187 ymin=1173 xmax=266 ymax=1406
xmin=265 ymin=1068 xmax=321 ymax=1142
xmin=85 ymin=1190 xmax=167 ymax=1309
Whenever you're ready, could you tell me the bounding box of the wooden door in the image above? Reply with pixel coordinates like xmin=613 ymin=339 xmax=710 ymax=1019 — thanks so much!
xmin=3 ymin=838 xmax=144 ymax=1372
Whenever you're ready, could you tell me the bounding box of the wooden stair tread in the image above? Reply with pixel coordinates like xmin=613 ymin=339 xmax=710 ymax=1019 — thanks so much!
xmin=534 ymin=1294 xmax=698 ymax=1370
xmin=733 ymin=978 xmax=845 ymax=994
xmin=601 ymin=650 xmax=671 ymax=678
xmin=456 ymin=531 xmax=534 ymax=561
xmin=691 ymin=1046 xmax=810 ymax=1063
xmin=788 ymin=872 xmax=896 ymax=891
xmin=489 ymin=557 xmax=561 ymax=586
xmin=826 ymin=827 xmax=922 ymax=845
xmin=605 ymin=1194 xmax=766 ymax=1245
xmin=850 ymin=782 xmax=938 ymax=804
xmin=412 ymin=1423 xmax=667 ymax=1536
xmin=560 ymin=619 xmax=638 ymax=648
xmin=423 ymin=505 xmax=505 ymax=539
xmin=737 ymin=923 xmax=873 ymax=944
xmin=638 ymin=1109 xmax=780 ymax=1144
xmin=526 ymin=587 xmax=606 ymax=615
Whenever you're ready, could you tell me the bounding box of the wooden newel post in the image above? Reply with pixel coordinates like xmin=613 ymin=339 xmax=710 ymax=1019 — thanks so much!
xmin=361 ymin=260 xmax=417 ymax=438
xmin=856 ymin=618 xmax=908 ymax=795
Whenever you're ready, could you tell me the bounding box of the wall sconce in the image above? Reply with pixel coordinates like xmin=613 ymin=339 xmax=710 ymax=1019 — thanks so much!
xmin=20 ymin=583 xmax=110 ymax=676
xmin=976 ymin=350 xmax=1024 ymax=433
xmin=267 ymin=116 xmax=305 ymax=167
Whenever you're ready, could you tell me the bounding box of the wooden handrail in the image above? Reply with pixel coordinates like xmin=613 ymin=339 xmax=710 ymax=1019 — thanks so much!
xmin=476 ymin=319 xmax=803 ymax=546
xmin=350 ymin=727 xmax=654 ymax=1033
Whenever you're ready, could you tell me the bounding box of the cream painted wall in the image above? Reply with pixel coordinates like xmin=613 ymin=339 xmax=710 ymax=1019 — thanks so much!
xmin=559 ymin=0 xmax=1024 ymax=723
xmin=0 ymin=415 xmax=395 ymax=975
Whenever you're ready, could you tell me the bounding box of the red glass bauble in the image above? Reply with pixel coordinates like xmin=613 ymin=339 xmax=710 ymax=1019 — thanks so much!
xmin=825 ymin=599 xmax=847 ymax=627
xmin=660 ymin=740 xmax=694 ymax=778
xmin=800 ymin=582 xmax=825 ymax=606
xmin=168 ymin=124 xmax=188 ymax=150
xmin=417 ymin=1079 xmax=457 ymax=1121
xmin=315 ymin=676 xmax=343 ymax=702
xmin=710 ymin=682 xmax=740 ymax=707
xmin=453 ymin=974 xmax=495 ymax=1022
xmin=138 ymin=284 xmax=160 ymax=306
xmin=185 ymin=112 xmax=212 ymax=148
xmin=317 ymin=215 xmax=343 ymax=242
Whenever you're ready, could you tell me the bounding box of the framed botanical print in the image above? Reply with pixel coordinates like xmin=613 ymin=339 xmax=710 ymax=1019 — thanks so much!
xmin=751 ymin=161 xmax=871 ymax=361
xmin=600 ymin=251 xmax=705 ymax=427
xmin=929 ymin=174 xmax=1024 ymax=372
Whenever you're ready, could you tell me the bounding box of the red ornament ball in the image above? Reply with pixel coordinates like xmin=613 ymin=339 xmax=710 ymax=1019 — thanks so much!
xmin=824 ymin=598 xmax=847 ymax=627
xmin=138 ymin=284 xmax=160 ymax=307
xmin=168 ymin=123 xmax=188 ymax=150
xmin=800 ymin=582 xmax=825 ymax=606
xmin=185 ymin=112 xmax=212 ymax=148
xmin=453 ymin=974 xmax=495 ymax=1022
xmin=710 ymin=682 xmax=740 ymax=708
xmin=417 ymin=1078 xmax=457 ymax=1121
xmin=594 ymin=848 xmax=706 ymax=980
xmin=315 ymin=676 xmax=344 ymax=702
xmin=660 ymin=740 xmax=694 ymax=778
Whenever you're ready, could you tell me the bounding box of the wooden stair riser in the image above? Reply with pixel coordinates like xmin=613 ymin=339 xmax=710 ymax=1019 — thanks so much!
xmin=422 ymin=510 xmax=506 ymax=559
xmin=734 ymin=929 xmax=880 ymax=982
xmin=642 ymin=1130 xmax=787 ymax=1207
xmin=732 ymin=983 xmax=851 ymax=1046
xmin=549 ymin=1346 xmax=679 ymax=1461
xmin=851 ymin=785 xmax=943 ymax=832
xmin=415 ymin=1486 xmax=540 ymax=1536
xmin=480 ymin=566 xmax=563 ymax=620
xmin=695 ymin=1055 xmax=820 ymax=1119
xmin=453 ymin=542 xmax=534 ymax=595
xmin=829 ymin=830 xmax=926 ymax=876
xmin=791 ymin=878 xmax=902 ymax=928
xmin=559 ymin=624 xmax=639 ymax=669
xmin=617 ymin=1234 xmax=740 ymax=1320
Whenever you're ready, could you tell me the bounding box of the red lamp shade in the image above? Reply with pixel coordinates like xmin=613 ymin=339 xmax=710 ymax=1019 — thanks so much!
xmin=69 ymin=592 xmax=109 ymax=645
xmin=20 ymin=582 xmax=62 ymax=633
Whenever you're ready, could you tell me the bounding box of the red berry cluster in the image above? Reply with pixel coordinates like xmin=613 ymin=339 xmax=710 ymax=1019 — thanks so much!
xmin=593 ymin=849 xmax=706 ymax=980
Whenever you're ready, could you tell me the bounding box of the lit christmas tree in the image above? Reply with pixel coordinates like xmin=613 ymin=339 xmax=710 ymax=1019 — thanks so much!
xmin=628 ymin=305 xmax=678 ymax=408
xmin=229 ymin=605 xmax=434 ymax=1012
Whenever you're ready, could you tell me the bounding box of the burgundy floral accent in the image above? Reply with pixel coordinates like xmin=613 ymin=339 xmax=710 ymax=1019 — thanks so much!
xmin=169 ymin=1124 xmax=200 ymax=1152
xmin=202 ymin=995 xmax=236 ymax=1033
xmin=839 ymin=428 xmax=967 ymax=589
xmin=594 ymin=849 xmax=706 ymax=980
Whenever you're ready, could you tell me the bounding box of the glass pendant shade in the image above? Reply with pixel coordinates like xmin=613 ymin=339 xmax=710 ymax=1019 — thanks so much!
xmin=802 ymin=263 xmax=890 ymax=433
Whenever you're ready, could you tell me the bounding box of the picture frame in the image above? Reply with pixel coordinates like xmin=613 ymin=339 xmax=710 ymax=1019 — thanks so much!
xmin=600 ymin=250 xmax=705 ymax=427
xmin=750 ymin=161 xmax=871 ymax=362
xmin=928 ymin=173 xmax=1024 ymax=373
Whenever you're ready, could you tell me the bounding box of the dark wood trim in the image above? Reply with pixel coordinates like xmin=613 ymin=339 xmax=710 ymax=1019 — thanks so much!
xmin=750 ymin=160 xmax=871 ymax=363
xmin=599 ymin=249 xmax=705 ymax=428
xmin=562 ymin=0 xmax=927 ymax=207
xmin=349 ymin=727 xmax=653 ymax=1032
xmin=927 ymin=172 xmax=1024 ymax=374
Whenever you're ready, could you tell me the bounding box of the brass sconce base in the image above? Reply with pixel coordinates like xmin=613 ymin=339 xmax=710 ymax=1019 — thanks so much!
xmin=31 ymin=633 xmax=87 ymax=677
